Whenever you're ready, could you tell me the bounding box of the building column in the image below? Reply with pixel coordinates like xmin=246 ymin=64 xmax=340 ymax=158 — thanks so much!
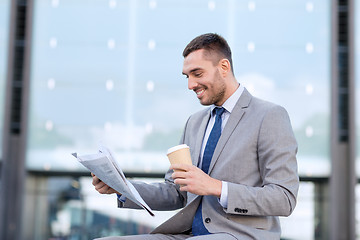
xmin=0 ymin=0 xmax=34 ymax=240
xmin=330 ymin=0 xmax=356 ymax=239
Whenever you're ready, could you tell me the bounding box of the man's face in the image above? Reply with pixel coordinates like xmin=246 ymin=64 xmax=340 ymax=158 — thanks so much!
xmin=182 ymin=49 xmax=226 ymax=106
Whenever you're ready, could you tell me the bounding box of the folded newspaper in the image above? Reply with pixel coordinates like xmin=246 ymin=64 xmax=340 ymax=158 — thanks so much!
xmin=72 ymin=146 xmax=154 ymax=216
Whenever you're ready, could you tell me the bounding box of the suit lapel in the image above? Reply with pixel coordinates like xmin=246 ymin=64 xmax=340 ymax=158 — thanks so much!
xmin=208 ymin=88 xmax=252 ymax=174
xmin=192 ymin=109 xmax=211 ymax=167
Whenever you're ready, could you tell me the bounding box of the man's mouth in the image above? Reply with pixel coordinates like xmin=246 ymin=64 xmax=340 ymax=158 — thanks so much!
xmin=196 ymin=89 xmax=205 ymax=98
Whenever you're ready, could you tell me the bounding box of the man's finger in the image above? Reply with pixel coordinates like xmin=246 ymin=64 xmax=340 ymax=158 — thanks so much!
xmin=92 ymin=176 xmax=103 ymax=186
xmin=95 ymin=181 xmax=106 ymax=190
xmin=174 ymin=178 xmax=187 ymax=185
xmin=170 ymin=163 xmax=191 ymax=171
xmin=97 ymin=186 xmax=108 ymax=194
xmin=172 ymin=171 xmax=187 ymax=180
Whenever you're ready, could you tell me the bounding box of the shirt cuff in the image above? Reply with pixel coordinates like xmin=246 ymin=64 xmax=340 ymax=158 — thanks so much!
xmin=219 ymin=181 xmax=228 ymax=209
xmin=117 ymin=194 xmax=126 ymax=203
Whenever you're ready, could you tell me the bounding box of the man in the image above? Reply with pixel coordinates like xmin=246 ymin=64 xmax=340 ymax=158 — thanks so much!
xmin=92 ymin=33 xmax=299 ymax=240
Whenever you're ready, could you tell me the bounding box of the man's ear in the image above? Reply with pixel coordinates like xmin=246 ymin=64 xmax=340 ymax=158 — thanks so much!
xmin=219 ymin=59 xmax=231 ymax=77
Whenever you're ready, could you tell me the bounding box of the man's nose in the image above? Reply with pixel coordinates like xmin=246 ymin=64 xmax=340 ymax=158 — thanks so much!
xmin=188 ymin=77 xmax=197 ymax=90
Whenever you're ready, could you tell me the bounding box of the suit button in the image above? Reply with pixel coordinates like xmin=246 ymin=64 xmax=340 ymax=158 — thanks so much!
xmin=234 ymin=208 xmax=240 ymax=213
xmin=205 ymin=218 xmax=211 ymax=223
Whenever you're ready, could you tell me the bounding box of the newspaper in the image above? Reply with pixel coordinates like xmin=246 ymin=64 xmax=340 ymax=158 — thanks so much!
xmin=72 ymin=146 xmax=154 ymax=216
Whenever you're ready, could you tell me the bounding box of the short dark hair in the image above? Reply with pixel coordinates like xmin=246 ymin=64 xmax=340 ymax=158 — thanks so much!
xmin=183 ymin=33 xmax=234 ymax=74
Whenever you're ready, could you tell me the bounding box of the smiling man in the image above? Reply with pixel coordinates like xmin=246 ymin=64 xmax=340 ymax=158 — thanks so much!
xmin=93 ymin=33 xmax=299 ymax=240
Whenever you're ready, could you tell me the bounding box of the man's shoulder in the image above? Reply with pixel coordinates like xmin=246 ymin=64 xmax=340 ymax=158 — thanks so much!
xmin=234 ymin=87 xmax=280 ymax=111
xmin=243 ymin=93 xmax=290 ymax=122
xmin=250 ymin=96 xmax=279 ymax=109
xmin=188 ymin=107 xmax=210 ymax=121
xmin=249 ymin=96 xmax=291 ymax=124
xmin=180 ymin=108 xmax=210 ymax=135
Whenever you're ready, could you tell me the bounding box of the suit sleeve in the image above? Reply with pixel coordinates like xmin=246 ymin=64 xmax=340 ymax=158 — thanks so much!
xmin=118 ymin=174 xmax=187 ymax=211
xmin=118 ymin=119 xmax=190 ymax=211
xmin=226 ymin=105 xmax=299 ymax=216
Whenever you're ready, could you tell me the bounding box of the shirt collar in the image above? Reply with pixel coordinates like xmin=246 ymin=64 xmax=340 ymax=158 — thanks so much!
xmin=210 ymin=83 xmax=244 ymax=116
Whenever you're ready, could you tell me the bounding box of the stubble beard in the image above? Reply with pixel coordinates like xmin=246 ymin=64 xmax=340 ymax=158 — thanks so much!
xmin=199 ymin=71 xmax=226 ymax=106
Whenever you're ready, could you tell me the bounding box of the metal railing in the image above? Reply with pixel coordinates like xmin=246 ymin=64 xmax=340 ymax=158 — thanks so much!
xmin=25 ymin=169 xmax=360 ymax=240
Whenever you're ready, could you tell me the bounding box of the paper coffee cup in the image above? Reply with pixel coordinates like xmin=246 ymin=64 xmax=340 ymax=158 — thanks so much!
xmin=167 ymin=144 xmax=192 ymax=170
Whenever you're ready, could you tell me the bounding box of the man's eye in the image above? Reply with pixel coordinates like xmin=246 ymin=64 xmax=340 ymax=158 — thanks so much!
xmin=194 ymin=73 xmax=202 ymax=77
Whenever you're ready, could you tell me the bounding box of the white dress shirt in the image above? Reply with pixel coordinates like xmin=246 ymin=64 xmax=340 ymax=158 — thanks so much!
xmin=199 ymin=83 xmax=244 ymax=208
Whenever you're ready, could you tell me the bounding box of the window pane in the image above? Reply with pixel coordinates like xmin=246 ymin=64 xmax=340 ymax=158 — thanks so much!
xmin=28 ymin=0 xmax=330 ymax=176
xmin=0 ymin=0 xmax=11 ymax=160
xmin=24 ymin=176 xmax=180 ymax=239
xmin=234 ymin=1 xmax=331 ymax=177
xmin=26 ymin=1 xmax=330 ymax=239
xmin=24 ymin=176 xmax=318 ymax=240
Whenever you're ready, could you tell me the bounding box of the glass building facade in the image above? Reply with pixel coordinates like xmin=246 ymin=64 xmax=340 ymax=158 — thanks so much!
xmin=1 ymin=0 xmax=359 ymax=239
xmin=28 ymin=0 xmax=331 ymax=174
xmin=25 ymin=1 xmax=330 ymax=239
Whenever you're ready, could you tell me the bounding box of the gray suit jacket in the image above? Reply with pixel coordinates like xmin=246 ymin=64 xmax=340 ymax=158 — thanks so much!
xmin=120 ymin=88 xmax=299 ymax=240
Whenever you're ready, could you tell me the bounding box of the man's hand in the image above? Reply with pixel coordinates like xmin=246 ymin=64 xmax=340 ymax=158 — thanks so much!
xmin=170 ymin=164 xmax=222 ymax=197
xmin=91 ymin=173 xmax=120 ymax=195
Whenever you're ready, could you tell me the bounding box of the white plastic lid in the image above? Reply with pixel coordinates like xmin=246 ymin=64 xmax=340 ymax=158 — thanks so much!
xmin=166 ymin=144 xmax=189 ymax=155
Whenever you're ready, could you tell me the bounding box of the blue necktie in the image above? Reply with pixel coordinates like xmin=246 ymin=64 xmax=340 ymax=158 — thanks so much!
xmin=192 ymin=107 xmax=225 ymax=236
